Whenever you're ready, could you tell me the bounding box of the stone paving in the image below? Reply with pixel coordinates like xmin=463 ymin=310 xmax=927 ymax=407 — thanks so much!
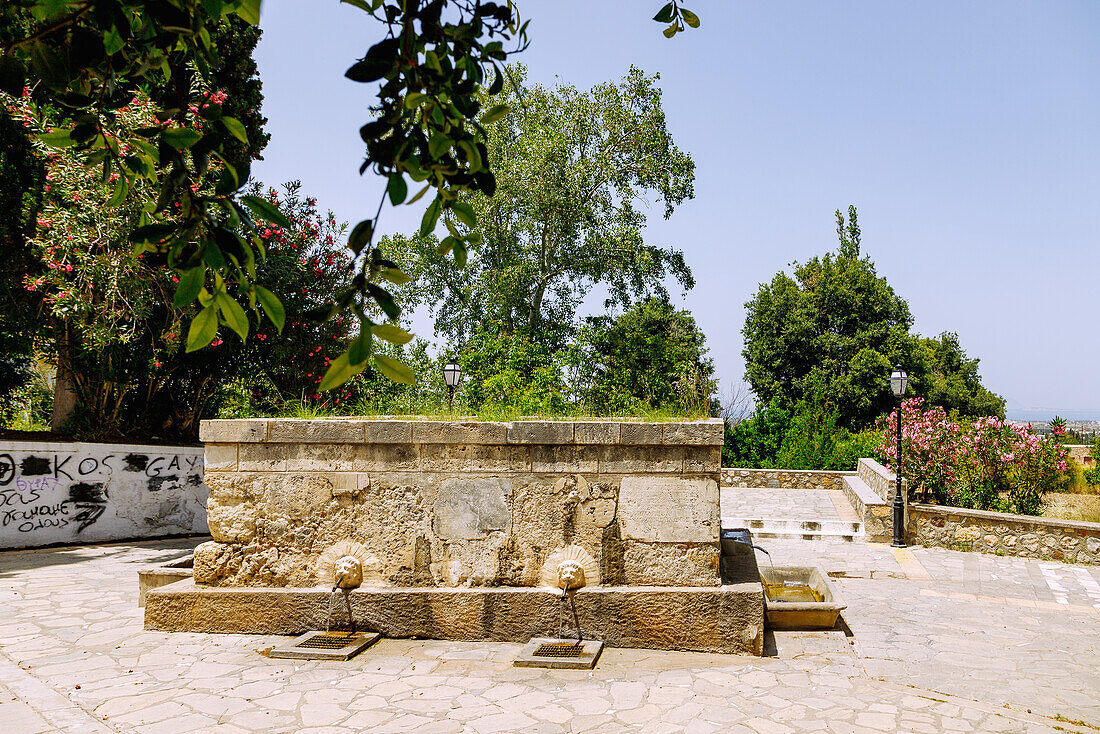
xmin=721 ymin=488 xmax=858 ymax=524
xmin=2 ymin=535 xmax=1098 ymax=733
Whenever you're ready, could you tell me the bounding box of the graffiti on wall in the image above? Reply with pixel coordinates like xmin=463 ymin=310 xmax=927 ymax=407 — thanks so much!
xmin=0 ymin=449 xmax=202 ymax=536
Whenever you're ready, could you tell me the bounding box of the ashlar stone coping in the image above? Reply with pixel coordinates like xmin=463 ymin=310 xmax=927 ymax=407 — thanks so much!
xmin=200 ymin=418 xmax=724 ymax=446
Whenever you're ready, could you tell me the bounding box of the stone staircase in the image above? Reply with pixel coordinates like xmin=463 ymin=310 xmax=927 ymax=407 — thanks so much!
xmin=722 ymin=516 xmax=865 ymax=543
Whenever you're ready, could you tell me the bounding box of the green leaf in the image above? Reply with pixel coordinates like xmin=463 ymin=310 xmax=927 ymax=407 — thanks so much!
xmin=420 ymin=195 xmax=443 ymax=236
xmin=345 ymin=38 xmax=398 ymax=82
xmin=162 ymin=127 xmax=203 ymax=149
xmin=372 ymin=324 xmax=414 ymax=345
xmin=319 ymin=350 xmax=367 ymax=391
xmin=240 ymin=195 xmax=292 ymax=228
xmin=103 ymin=27 xmax=125 ymax=55
xmin=406 ymin=183 xmax=431 ymax=206
xmin=428 ymin=132 xmax=452 ymax=159
xmin=348 ymin=331 xmax=372 ymax=364
xmin=107 ymin=175 xmax=128 ymax=207
xmin=215 ymin=292 xmax=249 ymax=341
xmin=340 ymin=0 xmax=373 ymax=10
xmin=480 ymin=104 xmax=510 ymax=125
xmin=235 ymin=0 xmax=261 ymax=25
xmin=186 ymin=304 xmax=219 ymax=352
xmin=387 ymin=174 xmax=407 ymax=205
xmin=373 ymin=354 xmax=416 ymax=385
xmin=453 ymin=240 xmax=468 ymax=268
xmin=437 ymin=236 xmax=456 ymax=256
xmin=653 ymin=3 xmax=675 ymax=23
xmin=380 ymin=266 xmax=411 ymax=285
xmin=450 ymin=201 xmax=476 ymax=228
xmin=219 ymin=116 xmax=248 ymax=144
xmin=681 ymin=9 xmax=700 ymax=27
xmin=37 ymin=129 xmax=76 ymax=149
xmin=348 ymin=219 xmax=374 ymax=254
xmin=367 ymin=282 xmax=400 ymax=320
xmin=173 ymin=267 xmax=205 ymax=307
xmin=253 ymin=285 xmax=285 ymax=332
xmin=663 ymin=23 xmax=679 ymax=38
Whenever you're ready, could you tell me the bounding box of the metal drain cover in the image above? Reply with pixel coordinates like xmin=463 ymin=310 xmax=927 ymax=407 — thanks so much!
xmin=269 ymin=630 xmax=381 ymax=660
xmin=514 ymin=637 xmax=603 ymax=669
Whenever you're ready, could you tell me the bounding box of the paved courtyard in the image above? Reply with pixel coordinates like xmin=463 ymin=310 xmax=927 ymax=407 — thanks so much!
xmin=2 ymin=535 xmax=1098 ymax=733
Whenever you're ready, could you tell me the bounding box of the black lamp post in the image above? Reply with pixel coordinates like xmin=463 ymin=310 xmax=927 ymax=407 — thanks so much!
xmin=442 ymin=360 xmax=462 ymax=411
xmin=889 ymin=365 xmax=910 ymax=547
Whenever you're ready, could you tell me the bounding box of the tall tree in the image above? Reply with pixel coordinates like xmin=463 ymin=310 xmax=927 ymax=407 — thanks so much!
xmin=913 ymin=331 xmax=1005 ymax=418
xmin=382 ymin=65 xmax=696 ymax=351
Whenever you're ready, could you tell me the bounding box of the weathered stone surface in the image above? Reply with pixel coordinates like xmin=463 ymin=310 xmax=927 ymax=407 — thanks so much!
xmin=508 ymin=421 xmax=573 ymax=444
xmin=353 ymin=442 xmax=419 ymax=472
xmin=684 ymin=446 xmax=722 ymax=474
xmin=662 ymin=420 xmax=724 ymax=446
xmin=362 ymin=420 xmax=414 ymax=444
xmin=412 ymin=421 xmax=508 ymax=444
xmin=199 ymin=419 xmax=269 ymax=443
xmin=145 ymin=580 xmax=763 ymax=655
xmin=600 ymin=446 xmax=682 ymax=474
xmin=238 ymin=443 xmax=287 ymax=472
xmin=575 ymin=421 xmax=620 ymax=444
xmin=419 ymin=444 xmax=526 ymax=473
xmin=268 ymin=419 xmax=363 ymax=444
xmin=618 ymin=476 xmax=719 ymax=543
xmin=285 ymin=442 xmax=355 ymax=472
xmin=622 ymin=541 xmax=720 ymax=586
xmin=531 ymin=445 xmax=599 ymax=473
xmin=203 ymin=443 xmax=237 ymax=472
xmin=620 ymin=423 xmax=663 ymax=445
xmin=433 ymin=477 xmax=511 ymax=540
xmin=193 ymin=541 xmax=235 ymax=584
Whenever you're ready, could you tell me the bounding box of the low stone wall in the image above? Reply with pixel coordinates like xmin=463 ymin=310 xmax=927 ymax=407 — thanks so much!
xmin=720 ymin=467 xmax=853 ymax=490
xmin=908 ymin=505 xmax=1100 ymax=564
xmin=857 ymin=458 xmax=896 ymax=502
xmin=0 ymin=440 xmax=207 ymax=548
xmin=197 ymin=418 xmax=724 ymax=589
xmin=1065 ymin=444 xmax=1096 ymax=468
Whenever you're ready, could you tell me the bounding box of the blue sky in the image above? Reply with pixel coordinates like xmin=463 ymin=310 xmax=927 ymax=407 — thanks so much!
xmin=251 ymin=1 xmax=1100 ymax=420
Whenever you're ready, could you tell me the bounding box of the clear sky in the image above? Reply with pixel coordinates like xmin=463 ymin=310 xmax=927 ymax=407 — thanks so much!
xmin=251 ymin=1 xmax=1100 ymax=420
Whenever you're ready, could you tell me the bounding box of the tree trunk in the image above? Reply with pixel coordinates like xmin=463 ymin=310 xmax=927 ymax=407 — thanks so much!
xmin=51 ymin=328 xmax=78 ymax=431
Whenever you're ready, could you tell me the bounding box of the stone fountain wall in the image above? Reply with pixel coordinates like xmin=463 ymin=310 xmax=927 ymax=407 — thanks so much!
xmin=195 ymin=418 xmax=724 ymax=589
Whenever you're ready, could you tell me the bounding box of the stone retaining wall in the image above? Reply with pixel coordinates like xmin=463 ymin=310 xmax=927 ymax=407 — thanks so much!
xmin=857 ymin=458 xmax=896 ymax=502
xmin=197 ymin=418 xmax=724 ymax=589
xmin=907 ymin=505 xmax=1100 ymax=564
xmin=0 ymin=440 xmax=206 ymax=548
xmin=720 ymin=467 xmax=853 ymax=490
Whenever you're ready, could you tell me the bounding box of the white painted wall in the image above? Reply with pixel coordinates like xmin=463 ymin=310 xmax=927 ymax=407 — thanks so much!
xmin=0 ymin=441 xmax=207 ymax=548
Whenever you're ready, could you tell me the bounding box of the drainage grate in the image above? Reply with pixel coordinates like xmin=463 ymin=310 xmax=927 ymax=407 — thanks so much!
xmin=294 ymin=632 xmax=359 ymax=650
xmin=533 ymin=642 xmax=585 ymax=658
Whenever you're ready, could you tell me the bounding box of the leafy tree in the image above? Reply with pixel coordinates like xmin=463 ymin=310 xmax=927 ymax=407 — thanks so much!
xmin=575 ymin=298 xmax=715 ymax=414
xmin=382 ymin=65 xmax=695 ymax=352
xmin=742 ymin=206 xmax=1003 ymax=429
xmin=1 ymin=2 xmax=700 ymax=389
xmin=722 ymin=397 xmax=790 ymax=468
xmin=912 ymin=332 xmax=1005 ymax=418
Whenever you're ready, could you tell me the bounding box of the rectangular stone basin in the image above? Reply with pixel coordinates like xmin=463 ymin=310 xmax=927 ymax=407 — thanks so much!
xmin=760 ymin=565 xmax=845 ymax=630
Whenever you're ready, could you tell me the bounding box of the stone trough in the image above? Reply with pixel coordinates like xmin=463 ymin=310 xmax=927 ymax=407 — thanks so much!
xmin=144 ymin=418 xmax=765 ymax=655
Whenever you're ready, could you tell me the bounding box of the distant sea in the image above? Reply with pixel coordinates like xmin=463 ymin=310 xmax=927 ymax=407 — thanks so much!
xmin=1006 ymin=407 xmax=1100 ymax=422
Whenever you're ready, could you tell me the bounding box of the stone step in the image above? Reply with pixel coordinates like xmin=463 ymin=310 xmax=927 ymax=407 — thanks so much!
xmin=722 ymin=517 xmax=865 ymax=543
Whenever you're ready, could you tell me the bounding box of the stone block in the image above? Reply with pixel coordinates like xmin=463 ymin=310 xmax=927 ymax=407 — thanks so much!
xmin=258 ymin=473 xmax=336 ymax=519
xmin=684 ymin=446 xmax=721 ymax=474
xmin=662 ymin=421 xmax=724 ymax=446
xmin=204 ymin=443 xmax=237 ymax=472
xmin=268 ymin=420 xmax=364 ymax=444
xmin=531 ymin=445 xmax=599 ymax=474
xmin=575 ymin=421 xmax=620 ymax=445
xmin=617 ymin=476 xmax=719 ymax=543
xmin=206 ymin=497 xmax=256 ymax=543
xmin=433 ymin=477 xmax=511 ymax=540
xmin=285 ymin=443 xmax=356 ymax=472
xmin=600 ymin=446 xmax=683 ymax=474
xmin=352 ymin=443 xmax=419 ymax=472
xmin=508 ymin=421 xmax=574 ymax=444
xmin=622 ymin=541 xmax=720 ymax=586
xmin=419 ymin=444 xmax=527 ymax=473
xmin=412 ymin=421 xmax=508 ymax=444
xmin=199 ymin=419 xmax=269 ymax=443
xmin=238 ymin=443 xmax=287 ymax=472
xmin=620 ymin=423 xmax=663 ymax=445
xmin=363 ymin=420 xmax=414 ymax=444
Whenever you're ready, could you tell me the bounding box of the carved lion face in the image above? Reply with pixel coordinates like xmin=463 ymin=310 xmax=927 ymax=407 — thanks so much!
xmin=333 ymin=555 xmax=363 ymax=589
xmin=557 ymin=560 xmax=586 ymax=590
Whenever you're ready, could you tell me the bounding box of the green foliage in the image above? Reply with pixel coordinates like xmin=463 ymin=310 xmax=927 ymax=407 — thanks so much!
xmin=742 ymin=206 xmax=1003 ymax=429
xmin=722 ymin=397 xmax=790 ymax=469
xmin=573 ymin=298 xmax=715 ymax=415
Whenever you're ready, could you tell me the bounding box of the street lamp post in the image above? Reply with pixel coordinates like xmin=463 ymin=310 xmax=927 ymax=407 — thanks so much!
xmin=889 ymin=365 xmax=910 ymax=548
xmin=442 ymin=360 xmax=462 ymax=412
